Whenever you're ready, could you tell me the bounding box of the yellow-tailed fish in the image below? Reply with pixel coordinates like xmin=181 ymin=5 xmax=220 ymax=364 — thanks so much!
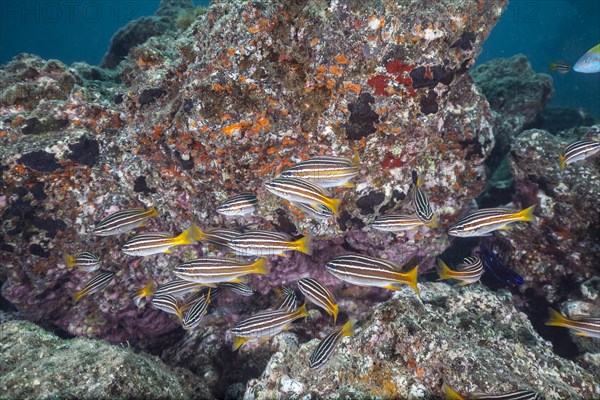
xmin=372 ymin=213 xmax=437 ymax=232
xmin=447 ymin=206 xmax=535 ymax=237
xmin=309 ymin=319 xmax=355 ymax=370
xmin=545 ymin=307 xmax=600 ymax=338
xmin=219 ymin=282 xmax=254 ymax=297
xmin=173 ymin=257 xmax=268 ymax=284
xmin=154 ymin=279 xmax=207 ymax=298
xmin=91 ymin=206 xmax=159 ymax=236
xmin=133 ymin=280 xmax=157 ymax=308
xmin=410 ymin=173 xmax=434 ymax=223
xmin=73 ymin=271 xmax=115 ymax=302
xmin=152 ymin=293 xmax=185 ymax=320
xmin=298 ymin=277 xmax=339 ymax=324
xmin=231 ymin=304 xmax=308 ymax=351
xmin=559 ymin=140 xmax=600 ymax=171
xmin=265 ymin=177 xmax=341 ymax=216
xmin=443 ymin=384 xmax=541 ymax=400
xmin=279 ymin=154 xmax=360 ymax=188
xmin=62 ymin=251 xmax=101 ymax=272
xmin=293 ymin=202 xmax=335 ymax=220
xmin=228 ymin=230 xmax=311 ymax=257
xmin=181 ymin=289 xmax=212 ymax=330
xmin=122 ymin=224 xmax=204 ymax=256
xmin=437 ymin=257 xmax=484 ymax=285
xmin=326 ymin=254 xmax=420 ymax=296
xmin=549 ymin=60 xmax=571 ymax=74
xmin=274 ymin=286 xmax=298 ymax=312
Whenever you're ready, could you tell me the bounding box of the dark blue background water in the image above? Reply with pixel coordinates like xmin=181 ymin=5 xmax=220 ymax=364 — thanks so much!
xmin=1 ymin=0 xmax=599 ymax=117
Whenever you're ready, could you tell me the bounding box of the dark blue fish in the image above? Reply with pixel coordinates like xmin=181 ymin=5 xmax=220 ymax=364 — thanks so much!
xmin=477 ymin=240 xmax=524 ymax=286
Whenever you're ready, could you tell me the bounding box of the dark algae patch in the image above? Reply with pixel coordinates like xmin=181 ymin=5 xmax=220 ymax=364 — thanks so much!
xmin=345 ymin=93 xmax=379 ymax=140
xmin=133 ymin=176 xmax=157 ymax=195
xmin=17 ymin=151 xmax=62 ymax=172
xmin=67 ymin=136 xmax=100 ymax=167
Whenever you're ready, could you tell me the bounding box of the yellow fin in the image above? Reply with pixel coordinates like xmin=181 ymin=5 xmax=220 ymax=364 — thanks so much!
xmin=250 ymin=258 xmax=269 ymax=275
xmin=63 ymin=253 xmax=76 ymax=268
xmin=163 ymin=249 xmax=173 ymax=254
xmin=401 ymin=264 xmax=420 ymax=297
xmin=331 ymin=303 xmax=339 ymax=325
xmin=273 ymin=287 xmax=283 ymax=298
xmin=232 ymin=336 xmax=249 ymax=351
xmin=229 ymin=277 xmax=247 ymax=283
xmin=341 ymin=182 xmax=356 ymax=188
xmin=148 ymin=205 xmax=159 ymax=218
xmin=295 ymin=303 xmax=308 ymax=319
xmin=559 ymin=153 xmax=567 ymax=171
xmin=353 ymin=151 xmax=360 ymax=167
xmin=516 ymin=205 xmax=535 ymax=222
xmin=340 ymin=318 xmax=355 ymax=337
xmin=324 ymin=197 xmax=341 ymax=217
xmin=437 ymin=259 xmax=453 ymax=281
xmin=136 ymin=281 xmax=157 ymax=298
xmin=73 ymin=289 xmax=86 ymax=303
xmin=442 ymin=383 xmax=465 ymax=400
xmin=293 ymin=235 xmax=312 ymax=256
xmin=545 ymin=307 xmax=570 ymax=328
xmin=175 ymin=224 xmax=205 ymax=245
xmin=426 ymin=214 xmax=438 ymax=228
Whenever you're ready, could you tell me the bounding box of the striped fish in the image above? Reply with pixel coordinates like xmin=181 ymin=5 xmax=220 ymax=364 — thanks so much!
xmin=231 ymin=304 xmax=308 ymax=350
xmin=309 ymin=319 xmax=355 ymax=370
xmin=154 ymin=279 xmax=207 ymax=298
xmin=275 ymin=286 xmax=297 ymax=312
xmin=293 ymin=202 xmax=334 ymax=220
xmin=372 ymin=213 xmax=436 ymax=232
xmin=279 ymin=154 xmax=359 ymax=188
xmin=73 ymin=271 xmax=115 ymax=302
xmin=133 ymin=281 xmax=157 ymax=308
xmin=265 ymin=177 xmax=341 ymax=216
xmin=447 ymin=206 xmax=535 ymax=237
xmin=62 ymin=251 xmax=101 ymax=272
xmin=183 ymin=287 xmax=220 ymax=308
xmin=298 ymin=278 xmax=339 ymax=324
xmin=326 ymin=254 xmax=420 ymax=296
xmin=550 ymin=60 xmax=571 ymax=74
xmin=410 ymin=174 xmax=434 ymax=223
xmin=228 ymin=230 xmax=311 ymax=257
xmin=122 ymin=224 xmax=204 ymax=256
xmin=91 ymin=206 xmax=158 ymax=236
xmin=201 ymin=227 xmax=241 ymax=252
xmin=443 ymin=385 xmax=541 ymax=400
xmin=559 ymin=140 xmax=600 ymax=171
xmin=173 ymin=257 xmax=268 ymax=284
xmin=545 ymin=307 xmax=600 ymax=338
xmin=216 ymin=193 xmax=259 ymax=216
xmin=152 ymin=294 xmax=185 ymax=320
xmin=437 ymin=256 xmax=484 ymax=285
xmin=220 ymin=282 xmax=254 ymax=297
xmin=181 ymin=289 xmax=212 ymax=330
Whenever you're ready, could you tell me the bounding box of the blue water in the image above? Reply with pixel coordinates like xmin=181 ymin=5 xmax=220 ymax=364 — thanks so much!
xmin=0 ymin=0 xmax=598 ymax=116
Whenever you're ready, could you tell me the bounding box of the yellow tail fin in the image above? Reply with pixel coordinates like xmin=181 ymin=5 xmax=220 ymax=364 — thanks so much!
xmin=442 ymin=383 xmax=465 ymax=400
xmin=402 ymin=264 xmax=420 ymax=297
xmin=340 ymin=318 xmax=355 ymax=337
xmin=250 ymin=258 xmax=269 ymax=275
xmin=545 ymin=307 xmax=570 ymax=328
xmin=331 ymin=303 xmax=339 ymax=325
xmin=148 ymin=205 xmax=159 ymax=218
xmin=73 ymin=289 xmax=85 ymax=303
xmin=559 ymin=153 xmax=567 ymax=171
xmin=324 ymin=197 xmax=341 ymax=217
xmin=63 ymin=253 xmax=76 ymax=268
xmin=426 ymin=214 xmax=438 ymax=228
xmin=516 ymin=205 xmax=535 ymax=222
xmin=136 ymin=281 xmax=157 ymax=298
xmin=232 ymin=335 xmax=249 ymax=351
xmin=437 ymin=259 xmax=453 ymax=281
xmin=293 ymin=235 xmax=312 ymax=255
xmin=353 ymin=151 xmax=360 ymax=167
xmin=295 ymin=303 xmax=308 ymax=319
xmin=176 ymin=224 xmax=206 ymax=245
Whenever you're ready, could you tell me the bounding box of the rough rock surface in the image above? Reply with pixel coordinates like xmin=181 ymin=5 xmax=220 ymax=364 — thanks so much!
xmin=244 ymin=283 xmax=599 ymax=399
xmin=0 ymin=0 xmax=506 ymax=345
xmin=0 ymin=320 xmax=207 ymax=399
xmin=100 ymin=0 xmax=194 ymax=69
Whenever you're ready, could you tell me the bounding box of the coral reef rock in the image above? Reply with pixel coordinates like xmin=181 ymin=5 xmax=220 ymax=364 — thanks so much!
xmin=0 ymin=0 xmax=509 ymax=345
xmin=0 ymin=320 xmax=210 ymax=399
xmin=244 ymin=283 xmax=599 ymax=399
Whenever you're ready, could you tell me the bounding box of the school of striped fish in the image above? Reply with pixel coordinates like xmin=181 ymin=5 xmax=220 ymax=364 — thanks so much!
xmin=64 ymin=142 xmax=599 ymax=395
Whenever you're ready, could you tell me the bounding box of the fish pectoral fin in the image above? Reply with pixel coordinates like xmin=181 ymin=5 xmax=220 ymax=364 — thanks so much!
xmin=163 ymin=249 xmax=173 ymax=254
xmin=383 ymin=283 xmax=403 ymax=291
xmin=572 ymin=331 xmax=589 ymax=337
xmin=341 ymin=182 xmax=355 ymax=188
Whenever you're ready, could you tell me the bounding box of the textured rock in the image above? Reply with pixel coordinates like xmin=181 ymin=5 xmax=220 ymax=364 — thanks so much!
xmin=244 ymin=283 xmax=599 ymax=399
xmin=0 ymin=320 xmax=207 ymax=399
xmin=0 ymin=0 xmax=505 ymax=345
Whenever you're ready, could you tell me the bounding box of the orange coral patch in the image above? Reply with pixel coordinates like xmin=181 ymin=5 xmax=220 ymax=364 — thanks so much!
xmin=334 ymin=54 xmax=348 ymax=64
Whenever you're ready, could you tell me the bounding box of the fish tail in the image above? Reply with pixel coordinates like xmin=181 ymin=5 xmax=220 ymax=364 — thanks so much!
xmin=545 ymin=307 xmax=571 ymax=328
xmin=416 ymin=173 xmax=422 ymax=188
xmin=325 ymin=197 xmax=341 ymax=217
xmin=516 ymin=205 xmax=535 ymax=222
xmin=549 ymin=62 xmax=557 ymax=71
xmin=353 ymin=151 xmax=360 ymax=167
xmin=442 ymin=383 xmax=465 ymax=400
xmin=296 ymin=303 xmax=308 ymax=319
xmin=426 ymin=214 xmax=438 ymax=228
xmin=73 ymin=289 xmax=85 ymax=303
xmin=273 ymin=287 xmax=283 ymax=298
xmin=437 ymin=258 xmax=453 ymax=281
xmin=206 ymin=288 xmax=212 ymax=304
xmin=251 ymin=258 xmax=269 ymax=275
xmin=148 ymin=205 xmax=159 ymax=217
xmin=293 ymin=235 xmax=312 ymax=255
xmin=232 ymin=335 xmax=249 ymax=351
xmin=340 ymin=318 xmax=355 ymax=337
xmin=403 ymin=264 xmax=420 ymax=297
xmin=63 ymin=253 xmax=76 ymax=268
xmin=176 ymin=305 xmax=184 ymax=321
xmin=136 ymin=281 xmax=157 ymax=298
xmin=331 ymin=303 xmax=339 ymax=325
xmin=559 ymin=153 xmax=567 ymax=171
xmin=176 ymin=224 xmax=205 ymax=245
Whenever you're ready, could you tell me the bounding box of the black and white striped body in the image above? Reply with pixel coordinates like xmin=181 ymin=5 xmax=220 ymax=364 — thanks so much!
xmin=152 ymin=294 xmax=183 ymax=318
xmin=326 ymin=254 xmax=407 ymax=288
xmin=294 ymin=202 xmax=334 ymax=220
xmin=232 ymin=306 xmax=306 ymax=339
xmin=154 ymin=279 xmax=206 ymax=298
xmin=472 ymin=390 xmax=541 ymax=400
xmin=275 ymin=286 xmax=297 ymax=312
xmin=372 ymin=213 xmax=429 ymax=232
xmin=122 ymin=232 xmax=178 ymax=256
xmin=64 ymin=252 xmax=101 ymax=272
xmin=265 ymin=177 xmax=336 ymax=211
xmin=173 ymin=257 xmax=266 ymax=284
xmin=298 ymin=278 xmax=338 ymax=323
xmin=279 ymin=156 xmax=359 ymax=188
xmin=309 ymin=319 xmax=355 ymax=370
xmin=448 ymin=208 xmax=527 ymax=237
xmin=92 ymin=207 xmax=157 ymax=236
xmin=562 ymin=140 xmax=600 ymax=167
xmin=182 ymin=292 xmax=211 ymax=330
xmin=74 ymin=271 xmax=114 ymax=301
xmin=216 ymin=193 xmax=258 ymax=216
xmin=220 ymin=282 xmax=254 ymax=297
xmin=228 ymin=230 xmax=295 ymax=256
xmin=410 ymin=184 xmax=433 ymax=223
